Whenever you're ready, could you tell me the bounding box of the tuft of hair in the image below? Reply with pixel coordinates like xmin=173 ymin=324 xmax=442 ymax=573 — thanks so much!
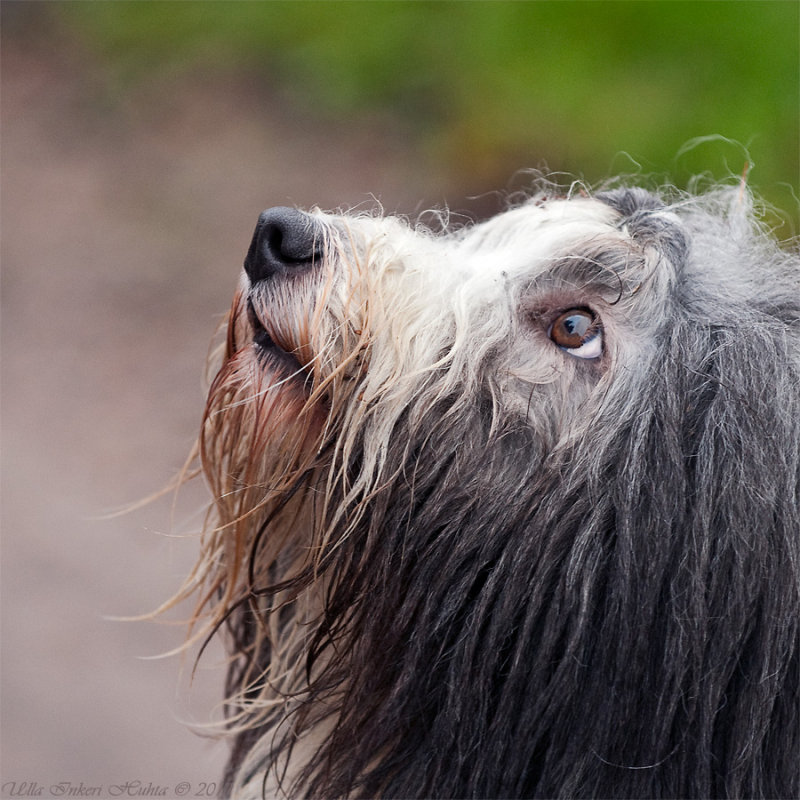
xmin=173 ymin=181 xmax=799 ymax=799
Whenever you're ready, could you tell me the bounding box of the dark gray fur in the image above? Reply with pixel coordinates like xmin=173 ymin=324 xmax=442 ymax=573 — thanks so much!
xmin=218 ymin=187 xmax=799 ymax=798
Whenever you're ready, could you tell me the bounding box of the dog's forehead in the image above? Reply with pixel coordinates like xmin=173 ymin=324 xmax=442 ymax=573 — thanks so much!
xmin=453 ymin=197 xmax=623 ymax=280
xmin=466 ymin=197 xmax=619 ymax=248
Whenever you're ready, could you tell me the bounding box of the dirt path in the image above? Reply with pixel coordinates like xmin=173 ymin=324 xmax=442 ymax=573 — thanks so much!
xmin=1 ymin=20 xmax=455 ymax=794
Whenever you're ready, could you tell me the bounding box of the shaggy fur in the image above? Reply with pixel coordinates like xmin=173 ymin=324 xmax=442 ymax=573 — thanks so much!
xmin=176 ymin=181 xmax=799 ymax=799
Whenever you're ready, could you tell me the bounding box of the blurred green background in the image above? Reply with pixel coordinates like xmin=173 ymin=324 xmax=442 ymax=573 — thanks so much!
xmin=24 ymin=0 xmax=800 ymax=220
xmin=2 ymin=1 xmax=798 ymax=792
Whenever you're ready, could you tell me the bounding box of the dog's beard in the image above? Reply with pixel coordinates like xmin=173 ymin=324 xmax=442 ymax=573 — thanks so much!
xmin=192 ymin=288 xmax=327 ymax=653
xmin=194 ymin=265 xmax=374 ymax=644
xmin=204 ymin=292 xmax=319 ymax=499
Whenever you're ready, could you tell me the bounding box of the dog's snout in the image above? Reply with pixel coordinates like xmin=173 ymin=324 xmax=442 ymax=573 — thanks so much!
xmin=244 ymin=207 xmax=321 ymax=283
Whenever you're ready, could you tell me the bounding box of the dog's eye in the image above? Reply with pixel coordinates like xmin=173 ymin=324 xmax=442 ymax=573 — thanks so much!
xmin=549 ymin=309 xmax=603 ymax=359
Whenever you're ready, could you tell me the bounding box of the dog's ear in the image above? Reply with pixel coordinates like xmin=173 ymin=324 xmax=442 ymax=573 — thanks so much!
xmin=596 ymin=187 xmax=690 ymax=268
xmin=595 ymin=187 xmax=664 ymax=216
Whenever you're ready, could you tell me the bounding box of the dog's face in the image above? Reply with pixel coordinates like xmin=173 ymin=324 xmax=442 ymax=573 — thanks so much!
xmin=212 ymin=191 xmax=687 ymax=492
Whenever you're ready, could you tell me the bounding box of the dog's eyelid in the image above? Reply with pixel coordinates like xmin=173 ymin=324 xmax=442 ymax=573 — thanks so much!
xmin=563 ymin=331 xmax=603 ymax=359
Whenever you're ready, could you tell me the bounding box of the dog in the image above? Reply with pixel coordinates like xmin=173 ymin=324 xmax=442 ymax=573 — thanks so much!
xmin=178 ymin=182 xmax=799 ymax=799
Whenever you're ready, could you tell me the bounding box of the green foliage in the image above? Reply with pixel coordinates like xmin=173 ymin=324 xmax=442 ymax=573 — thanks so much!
xmin=58 ymin=1 xmax=798 ymax=219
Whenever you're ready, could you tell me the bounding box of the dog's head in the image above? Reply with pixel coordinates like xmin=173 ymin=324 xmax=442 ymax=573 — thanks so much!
xmin=205 ymin=189 xmax=688 ymax=500
xmin=189 ymin=185 xmax=799 ymax=799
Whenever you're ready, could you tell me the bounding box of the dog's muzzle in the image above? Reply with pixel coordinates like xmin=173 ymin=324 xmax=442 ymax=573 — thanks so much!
xmin=243 ymin=207 xmax=327 ymax=380
xmin=244 ymin=207 xmax=323 ymax=284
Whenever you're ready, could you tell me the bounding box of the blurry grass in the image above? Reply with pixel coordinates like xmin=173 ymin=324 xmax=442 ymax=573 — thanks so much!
xmin=56 ymin=0 xmax=798 ymax=225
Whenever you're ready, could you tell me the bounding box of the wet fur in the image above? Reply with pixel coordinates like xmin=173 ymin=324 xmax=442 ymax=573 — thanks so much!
xmin=178 ymin=184 xmax=799 ymax=798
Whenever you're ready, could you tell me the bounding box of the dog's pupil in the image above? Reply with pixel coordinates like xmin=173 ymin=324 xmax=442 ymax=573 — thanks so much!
xmin=553 ymin=309 xmax=593 ymax=347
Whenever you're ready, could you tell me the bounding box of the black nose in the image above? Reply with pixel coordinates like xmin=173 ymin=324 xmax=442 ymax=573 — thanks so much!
xmin=244 ymin=207 xmax=321 ymax=283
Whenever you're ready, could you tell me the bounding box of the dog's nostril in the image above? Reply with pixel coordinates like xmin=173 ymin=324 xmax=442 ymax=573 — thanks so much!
xmin=244 ymin=206 xmax=321 ymax=283
xmin=263 ymin=216 xmax=312 ymax=264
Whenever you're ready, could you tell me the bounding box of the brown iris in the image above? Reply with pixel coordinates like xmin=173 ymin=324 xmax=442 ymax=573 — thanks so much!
xmin=549 ymin=308 xmax=603 ymax=358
